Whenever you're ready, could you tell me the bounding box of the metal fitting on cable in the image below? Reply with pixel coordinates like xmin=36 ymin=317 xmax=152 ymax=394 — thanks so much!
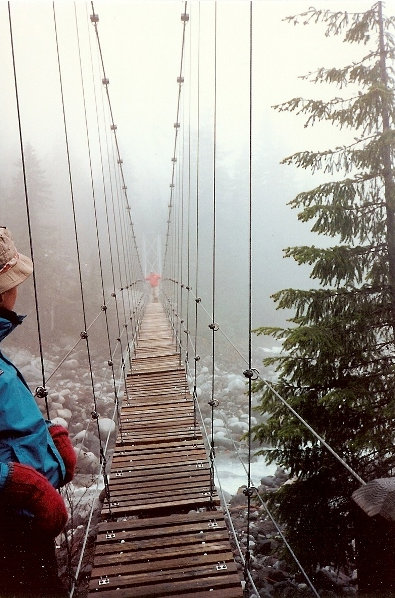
xmin=195 ymin=297 xmax=201 ymax=303
xmin=35 ymin=386 xmax=48 ymax=399
xmin=101 ymin=304 xmax=107 ymax=311
xmin=208 ymin=399 xmax=219 ymax=407
xmin=194 ymin=355 xmax=200 ymax=361
xmin=208 ymin=323 xmax=219 ymax=331
xmin=90 ymin=13 xmax=99 ymax=23
xmin=111 ymin=292 xmax=116 ymax=298
xmin=243 ymin=486 xmax=255 ymax=497
xmin=91 ymin=411 xmax=99 ymax=420
xmin=102 ymin=77 xmax=109 ymax=85
xmin=108 ymin=360 xmax=113 ymax=367
xmin=243 ymin=368 xmax=259 ymax=380
xmin=80 ymin=331 xmax=88 ymax=339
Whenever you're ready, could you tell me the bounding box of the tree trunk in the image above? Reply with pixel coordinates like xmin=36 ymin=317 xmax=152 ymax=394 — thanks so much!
xmin=378 ymin=2 xmax=395 ymax=333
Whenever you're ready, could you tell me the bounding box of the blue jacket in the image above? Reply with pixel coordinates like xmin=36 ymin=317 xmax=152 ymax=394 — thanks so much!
xmin=0 ymin=310 xmax=65 ymax=490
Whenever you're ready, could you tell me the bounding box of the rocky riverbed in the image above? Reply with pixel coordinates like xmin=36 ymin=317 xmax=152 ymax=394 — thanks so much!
xmin=7 ymin=344 xmax=359 ymax=597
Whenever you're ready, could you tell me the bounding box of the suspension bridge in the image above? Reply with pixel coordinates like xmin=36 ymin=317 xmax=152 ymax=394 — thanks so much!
xmin=2 ymin=1 xmax=393 ymax=597
xmin=87 ymin=302 xmax=243 ymax=597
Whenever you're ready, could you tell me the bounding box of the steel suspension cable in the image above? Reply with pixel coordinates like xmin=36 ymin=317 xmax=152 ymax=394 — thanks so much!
xmin=7 ymin=2 xmax=50 ymax=418
xmin=163 ymin=1 xmax=189 ymax=274
xmin=208 ymin=0 xmax=218 ymax=505
xmin=52 ymin=2 xmax=113 ymax=518
xmin=84 ymin=3 xmax=124 ymax=441
xmin=242 ymin=2 xmax=254 ymax=589
xmin=193 ymin=2 xmax=201 ymax=436
xmin=191 ymin=288 xmax=366 ymax=487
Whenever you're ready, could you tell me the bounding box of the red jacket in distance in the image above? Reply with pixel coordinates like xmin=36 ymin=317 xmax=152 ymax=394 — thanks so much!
xmin=146 ymin=273 xmax=161 ymax=287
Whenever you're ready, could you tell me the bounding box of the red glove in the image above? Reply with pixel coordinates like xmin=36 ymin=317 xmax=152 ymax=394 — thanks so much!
xmin=4 ymin=462 xmax=68 ymax=537
xmin=49 ymin=425 xmax=76 ymax=484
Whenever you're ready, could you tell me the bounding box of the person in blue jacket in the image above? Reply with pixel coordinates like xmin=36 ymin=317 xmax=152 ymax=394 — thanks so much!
xmin=0 ymin=227 xmax=76 ymax=597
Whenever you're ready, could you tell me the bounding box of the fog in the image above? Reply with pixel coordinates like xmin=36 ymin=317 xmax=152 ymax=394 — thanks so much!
xmin=0 ymin=0 xmax=387 ymax=363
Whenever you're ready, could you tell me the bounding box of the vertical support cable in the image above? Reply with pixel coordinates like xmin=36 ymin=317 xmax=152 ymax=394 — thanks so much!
xmin=193 ymin=2 xmax=201 ymax=437
xmin=243 ymin=2 xmax=253 ymax=591
xmin=52 ymin=1 xmax=113 ymax=516
xmin=208 ymin=0 xmax=217 ymax=505
xmin=7 ymin=2 xmax=50 ymax=419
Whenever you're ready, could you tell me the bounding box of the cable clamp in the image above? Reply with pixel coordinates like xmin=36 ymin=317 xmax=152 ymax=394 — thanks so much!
xmin=90 ymin=13 xmax=99 ymax=23
xmin=181 ymin=13 xmax=189 ymax=21
xmin=208 ymin=323 xmax=219 ymax=331
xmin=35 ymin=386 xmax=48 ymax=399
xmin=111 ymin=292 xmax=116 ymax=298
xmin=208 ymin=399 xmax=219 ymax=407
xmin=195 ymin=297 xmax=201 ymax=303
xmin=194 ymin=355 xmax=200 ymax=361
xmin=91 ymin=411 xmax=99 ymax=420
xmin=184 ymin=329 xmax=189 ymax=334
xmin=102 ymin=77 xmax=109 ymax=85
xmin=80 ymin=331 xmax=88 ymax=339
xmin=108 ymin=360 xmax=113 ymax=367
xmin=101 ymin=304 xmax=107 ymax=312
xmin=243 ymin=368 xmax=259 ymax=380
xmin=243 ymin=486 xmax=255 ymax=498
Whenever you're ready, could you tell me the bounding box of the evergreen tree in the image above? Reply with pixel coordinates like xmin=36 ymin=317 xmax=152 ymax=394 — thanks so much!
xmin=252 ymin=2 xmax=395 ymax=575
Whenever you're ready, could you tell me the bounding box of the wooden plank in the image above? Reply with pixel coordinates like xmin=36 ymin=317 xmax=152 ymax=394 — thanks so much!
xmin=88 ymin=303 xmax=243 ymax=597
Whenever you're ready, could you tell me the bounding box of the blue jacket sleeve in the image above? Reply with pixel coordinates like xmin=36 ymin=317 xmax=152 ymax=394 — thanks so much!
xmin=0 ymin=462 xmax=10 ymax=490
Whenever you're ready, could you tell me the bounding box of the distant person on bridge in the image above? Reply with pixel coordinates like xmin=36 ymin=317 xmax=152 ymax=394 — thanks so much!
xmin=146 ymin=271 xmax=161 ymax=302
xmin=0 ymin=227 xmax=76 ymax=597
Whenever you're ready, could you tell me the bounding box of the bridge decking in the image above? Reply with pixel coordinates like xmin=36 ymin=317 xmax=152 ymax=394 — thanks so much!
xmin=88 ymin=302 xmax=243 ymax=597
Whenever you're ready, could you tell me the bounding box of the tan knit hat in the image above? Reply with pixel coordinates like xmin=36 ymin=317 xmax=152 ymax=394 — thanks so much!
xmin=0 ymin=227 xmax=33 ymax=294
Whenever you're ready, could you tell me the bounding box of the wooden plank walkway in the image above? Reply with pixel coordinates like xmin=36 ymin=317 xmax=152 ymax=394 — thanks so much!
xmin=88 ymin=302 xmax=243 ymax=597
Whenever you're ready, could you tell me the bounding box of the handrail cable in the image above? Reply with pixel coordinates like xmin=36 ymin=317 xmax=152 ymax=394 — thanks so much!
xmin=187 ymin=358 xmax=321 ymax=597
xmin=72 ymin=0 xmax=113 ymax=512
xmin=188 ymin=289 xmax=366 ymax=486
xmin=69 ymin=399 xmax=119 ymax=598
xmin=7 ymin=2 xmax=50 ymax=419
xmin=189 ymin=361 xmax=261 ymax=598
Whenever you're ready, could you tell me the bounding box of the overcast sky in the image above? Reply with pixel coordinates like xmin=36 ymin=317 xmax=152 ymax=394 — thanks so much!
xmin=1 ymin=0 xmax=393 ymax=344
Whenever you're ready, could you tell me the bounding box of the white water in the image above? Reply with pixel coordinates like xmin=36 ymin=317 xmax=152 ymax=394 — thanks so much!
xmin=214 ymin=454 xmax=277 ymax=496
